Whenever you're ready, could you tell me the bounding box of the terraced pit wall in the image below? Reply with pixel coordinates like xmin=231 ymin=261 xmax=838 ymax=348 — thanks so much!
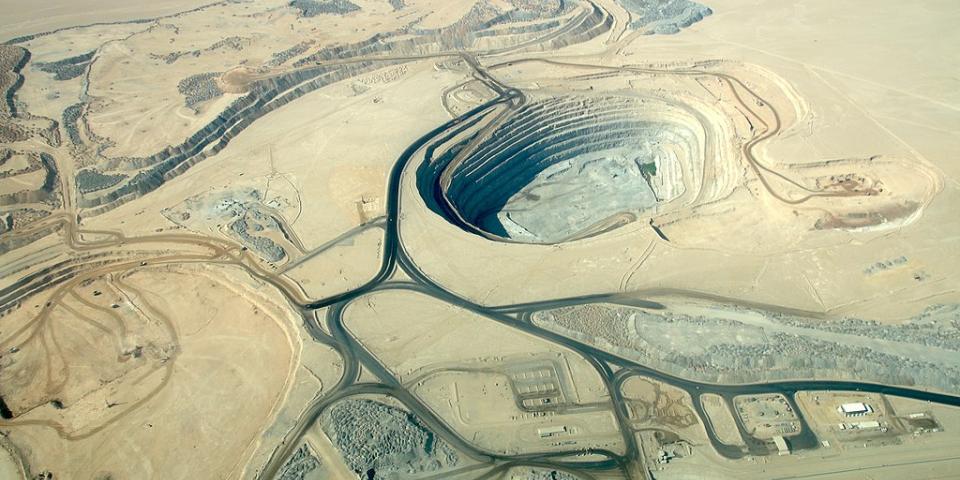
xmin=422 ymin=95 xmax=703 ymax=243
xmin=73 ymin=0 xmax=613 ymax=216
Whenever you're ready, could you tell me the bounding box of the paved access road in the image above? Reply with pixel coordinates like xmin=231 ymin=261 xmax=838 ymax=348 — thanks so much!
xmin=258 ymin=67 xmax=960 ymax=479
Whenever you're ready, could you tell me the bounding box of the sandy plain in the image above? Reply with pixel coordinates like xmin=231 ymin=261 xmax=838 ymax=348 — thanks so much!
xmin=1 ymin=263 xmax=299 ymax=478
xmin=0 ymin=0 xmax=957 ymax=478
xmin=0 ymin=0 xmax=214 ymax=41
xmin=700 ymin=393 xmax=744 ymax=447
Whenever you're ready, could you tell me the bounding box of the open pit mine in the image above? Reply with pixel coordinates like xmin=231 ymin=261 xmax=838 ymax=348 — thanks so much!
xmin=422 ymin=94 xmax=701 ymax=243
xmin=0 ymin=1 xmax=958 ymax=479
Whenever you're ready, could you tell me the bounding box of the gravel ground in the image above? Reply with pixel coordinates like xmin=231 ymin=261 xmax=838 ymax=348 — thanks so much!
xmin=321 ymin=398 xmax=459 ymax=479
xmin=76 ymin=169 xmax=125 ymax=194
xmin=277 ymin=444 xmax=321 ymax=480
xmin=533 ymin=303 xmax=960 ymax=393
xmin=177 ymin=72 xmax=223 ymax=111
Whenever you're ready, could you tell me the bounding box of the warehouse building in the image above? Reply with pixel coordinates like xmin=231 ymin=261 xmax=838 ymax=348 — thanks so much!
xmin=838 ymin=402 xmax=872 ymax=416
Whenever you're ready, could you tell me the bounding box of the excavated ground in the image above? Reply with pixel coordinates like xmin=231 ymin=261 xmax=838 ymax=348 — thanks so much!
xmin=37 ymin=0 xmax=613 ymax=217
xmin=425 ymin=95 xmax=698 ymax=243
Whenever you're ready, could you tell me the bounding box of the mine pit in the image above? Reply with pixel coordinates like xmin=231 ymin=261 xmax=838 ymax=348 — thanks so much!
xmin=425 ymin=95 xmax=699 ymax=243
xmin=1 ymin=0 xmax=956 ymax=478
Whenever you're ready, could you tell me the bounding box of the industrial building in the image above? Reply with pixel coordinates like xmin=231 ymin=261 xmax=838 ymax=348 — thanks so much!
xmin=537 ymin=425 xmax=567 ymax=438
xmin=839 ymin=420 xmax=883 ymax=431
xmin=838 ymin=402 xmax=873 ymax=416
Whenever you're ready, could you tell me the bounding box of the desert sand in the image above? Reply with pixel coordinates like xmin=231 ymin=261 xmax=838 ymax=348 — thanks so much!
xmin=1 ymin=0 xmax=958 ymax=479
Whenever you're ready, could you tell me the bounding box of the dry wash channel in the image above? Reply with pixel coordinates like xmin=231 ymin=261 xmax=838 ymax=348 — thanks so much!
xmin=421 ymin=95 xmax=700 ymax=243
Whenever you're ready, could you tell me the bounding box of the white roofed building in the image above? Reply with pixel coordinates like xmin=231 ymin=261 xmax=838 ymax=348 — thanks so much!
xmin=838 ymin=402 xmax=872 ymax=416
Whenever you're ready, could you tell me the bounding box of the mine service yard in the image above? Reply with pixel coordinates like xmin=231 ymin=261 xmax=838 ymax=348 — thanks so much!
xmin=0 ymin=0 xmax=958 ymax=479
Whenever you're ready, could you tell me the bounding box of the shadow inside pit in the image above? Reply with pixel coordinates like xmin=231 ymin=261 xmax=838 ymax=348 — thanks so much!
xmin=0 ymin=395 xmax=13 ymax=419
